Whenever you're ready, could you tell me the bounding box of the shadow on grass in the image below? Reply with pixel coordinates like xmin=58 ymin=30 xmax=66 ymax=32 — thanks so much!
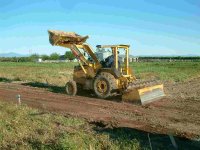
xmin=93 ymin=126 xmax=200 ymax=150
xmin=22 ymin=82 xmax=66 ymax=94
xmin=22 ymin=81 xmax=122 ymax=102
xmin=29 ymin=112 xmax=48 ymax=116
xmin=0 ymin=77 xmax=12 ymax=83
xmin=0 ymin=77 xmax=21 ymax=83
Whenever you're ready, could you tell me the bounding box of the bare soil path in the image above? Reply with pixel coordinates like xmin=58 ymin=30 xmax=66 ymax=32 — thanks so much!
xmin=0 ymin=78 xmax=200 ymax=140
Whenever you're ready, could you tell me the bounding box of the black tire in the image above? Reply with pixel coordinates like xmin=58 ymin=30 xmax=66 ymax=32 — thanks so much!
xmin=93 ymin=72 xmax=117 ymax=99
xmin=65 ymin=80 xmax=77 ymax=96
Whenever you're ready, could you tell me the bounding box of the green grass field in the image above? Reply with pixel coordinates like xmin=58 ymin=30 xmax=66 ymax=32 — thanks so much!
xmin=1 ymin=62 xmax=200 ymax=149
xmin=0 ymin=102 xmax=142 ymax=150
xmin=0 ymin=62 xmax=200 ymax=85
xmin=130 ymin=62 xmax=200 ymax=82
xmin=0 ymin=62 xmax=76 ymax=86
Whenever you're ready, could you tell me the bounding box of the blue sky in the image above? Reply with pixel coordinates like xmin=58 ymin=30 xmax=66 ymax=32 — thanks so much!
xmin=0 ymin=0 xmax=200 ymax=56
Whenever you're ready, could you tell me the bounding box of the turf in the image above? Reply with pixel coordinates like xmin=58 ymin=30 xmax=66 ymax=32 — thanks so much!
xmin=0 ymin=62 xmax=200 ymax=85
xmin=130 ymin=62 xmax=200 ymax=82
xmin=0 ymin=101 xmax=142 ymax=150
xmin=1 ymin=62 xmax=200 ymax=149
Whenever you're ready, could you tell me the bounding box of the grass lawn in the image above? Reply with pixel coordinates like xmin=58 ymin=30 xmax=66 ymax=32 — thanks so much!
xmin=0 ymin=62 xmax=76 ymax=86
xmin=0 ymin=62 xmax=200 ymax=85
xmin=1 ymin=62 xmax=200 ymax=149
xmin=0 ymin=101 xmax=142 ymax=150
xmin=130 ymin=62 xmax=200 ymax=82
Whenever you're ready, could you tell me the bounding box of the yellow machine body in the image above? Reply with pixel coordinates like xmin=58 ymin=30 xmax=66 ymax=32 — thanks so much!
xmin=48 ymin=30 xmax=165 ymax=105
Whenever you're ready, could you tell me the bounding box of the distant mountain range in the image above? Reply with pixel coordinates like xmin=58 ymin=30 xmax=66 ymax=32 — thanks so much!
xmin=0 ymin=52 xmax=29 ymax=57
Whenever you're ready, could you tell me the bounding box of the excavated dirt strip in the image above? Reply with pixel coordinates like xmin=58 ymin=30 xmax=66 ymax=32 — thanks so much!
xmin=0 ymin=79 xmax=200 ymax=140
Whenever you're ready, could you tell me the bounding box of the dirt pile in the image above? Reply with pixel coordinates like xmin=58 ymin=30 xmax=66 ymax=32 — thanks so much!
xmin=48 ymin=30 xmax=88 ymax=45
xmin=166 ymin=78 xmax=200 ymax=101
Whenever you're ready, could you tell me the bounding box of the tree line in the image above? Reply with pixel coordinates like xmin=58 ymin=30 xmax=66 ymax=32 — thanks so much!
xmin=139 ymin=56 xmax=200 ymax=59
xmin=0 ymin=51 xmax=75 ymax=62
xmin=138 ymin=56 xmax=200 ymax=62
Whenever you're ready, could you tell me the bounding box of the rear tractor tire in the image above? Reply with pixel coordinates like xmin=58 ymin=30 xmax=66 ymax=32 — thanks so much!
xmin=93 ymin=72 xmax=117 ymax=99
xmin=65 ymin=80 xmax=77 ymax=96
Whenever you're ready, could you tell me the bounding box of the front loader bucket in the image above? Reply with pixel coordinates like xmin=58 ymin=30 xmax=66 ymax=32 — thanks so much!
xmin=122 ymin=84 xmax=165 ymax=105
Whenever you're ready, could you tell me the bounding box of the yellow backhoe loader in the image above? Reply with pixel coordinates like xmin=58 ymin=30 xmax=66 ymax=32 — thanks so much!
xmin=48 ymin=30 xmax=165 ymax=105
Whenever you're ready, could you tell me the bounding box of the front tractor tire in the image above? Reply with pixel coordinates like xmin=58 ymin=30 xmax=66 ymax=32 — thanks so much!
xmin=93 ymin=72 xmax=116 ymax=99
xmin=65 ymin=80 xmax=77 ymax=96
